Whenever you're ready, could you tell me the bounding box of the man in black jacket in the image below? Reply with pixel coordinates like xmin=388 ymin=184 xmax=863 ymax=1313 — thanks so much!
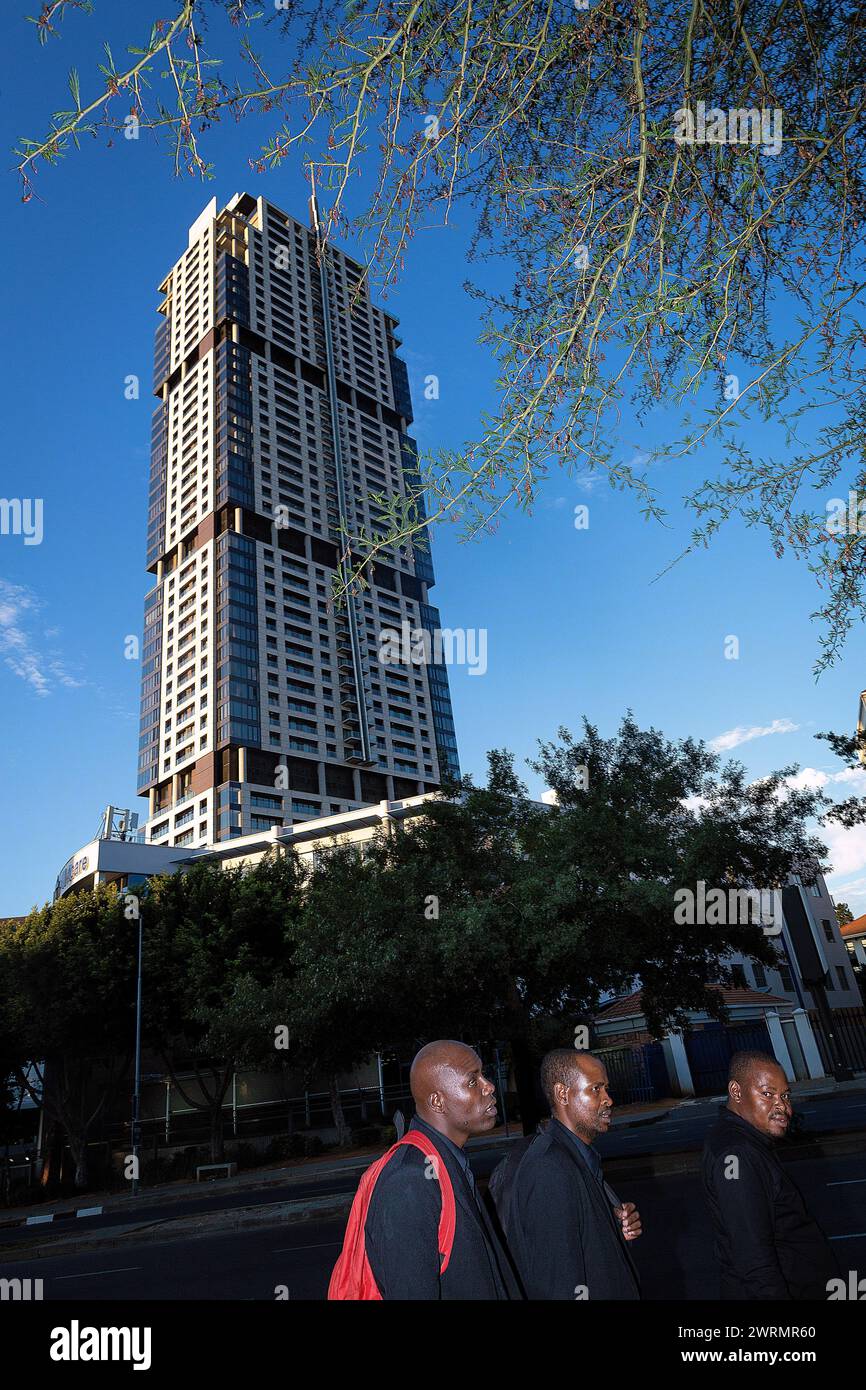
xmin=702 ymin=1050 xmax=838 ymax=1299
xmin=492 ymin=1049 xmax=642 ymax=1300
xmin=364 ymin=1039 xmax=522 ymax=1299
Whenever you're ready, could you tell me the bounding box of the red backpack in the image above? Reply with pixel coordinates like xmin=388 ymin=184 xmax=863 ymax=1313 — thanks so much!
xmin=328 ymin=1130 xmax=456 ymax=1299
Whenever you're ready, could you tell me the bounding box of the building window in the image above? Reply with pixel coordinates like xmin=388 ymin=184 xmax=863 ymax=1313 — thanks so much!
xmin=822 ymin=918 xmax=835 ymax=942
xmin=752 ymin=962 xmax=767 ymax=989
xmin=836 ymin=965 xmax=849 ymax=991
xmin=778 ymin=962 xmax=795 ymax=992
xmin=730 ymin=964 xmax=747 ymax=989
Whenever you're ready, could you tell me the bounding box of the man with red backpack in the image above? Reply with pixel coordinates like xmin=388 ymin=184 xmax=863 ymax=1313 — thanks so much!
xmin=329 ymin=1039 xmax=522 ymax=1299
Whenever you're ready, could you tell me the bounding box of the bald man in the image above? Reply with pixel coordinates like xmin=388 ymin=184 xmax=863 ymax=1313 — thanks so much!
xmin=702 ymin=1051 xmax=838 ymax=1299
xmin=491 ymin=1050 xmax=641 ymax=1299
xmin=363 ymin=1040 xmax=522 ymax=1299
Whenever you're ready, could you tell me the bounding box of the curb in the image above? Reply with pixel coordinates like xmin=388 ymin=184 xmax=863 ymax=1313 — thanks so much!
xmin=0 ymin=1205 xmax=103 ymax=1232
xmin=0 ymin=1192 xmax=353 ymax=1263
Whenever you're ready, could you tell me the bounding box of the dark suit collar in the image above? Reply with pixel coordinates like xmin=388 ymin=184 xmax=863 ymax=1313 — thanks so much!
xmin=549 ymin=1117 xmax=603 ymax=1180
xmin=545 ymin=1118 xmax=641 ymax=1291
xmin=410 ymin=1113 xmax=475 ymax=1179
xmin=408 ymin=1115 xmax=520 ymax=1298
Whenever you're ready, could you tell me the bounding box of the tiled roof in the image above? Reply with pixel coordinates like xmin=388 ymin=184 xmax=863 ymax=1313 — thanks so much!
xmin=595 ymin=983 xmax=789 ymax=1022
xmin=840 ymin=914 xmax=866 ymax=939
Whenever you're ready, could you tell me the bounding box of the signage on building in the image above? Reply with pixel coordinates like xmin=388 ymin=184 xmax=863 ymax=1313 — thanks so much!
xmin=54 ymin=853 xmax=90 ymax=898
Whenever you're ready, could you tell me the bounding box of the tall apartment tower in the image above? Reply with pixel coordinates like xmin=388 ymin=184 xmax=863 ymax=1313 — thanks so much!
xmin=138 ymin=192 xmax=460 ymax=847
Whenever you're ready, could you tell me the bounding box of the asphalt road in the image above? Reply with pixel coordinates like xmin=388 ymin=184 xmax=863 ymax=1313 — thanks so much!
xmin=594 ymin=1089 xmax=866 ymax=1162
xmin=4 ymin=1151 xmax=864 ymax=1301
xmin=1 ymin=1087 xmax=862 ymax=1254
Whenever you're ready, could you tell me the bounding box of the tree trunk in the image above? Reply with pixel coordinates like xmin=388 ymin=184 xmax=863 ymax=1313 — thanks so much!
xmin=510 ymin=1034 xmax=541 ymax=1136
xmin=68 ymin=1134 xmax=89 ymax=1190
xmin=328 ymin=1073 xmax=351 ymax=1147
xmin=40 ymin=1119 xmax=63 ymax=1188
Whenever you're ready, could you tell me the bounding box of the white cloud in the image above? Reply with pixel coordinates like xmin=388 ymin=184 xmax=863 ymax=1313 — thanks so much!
xmin=784 ymin=767 xmax=828 ymax=791
xmin=710 ymin=718 xmax=799 ymax=753
xmin=0 ymin=580 xmax=84 ymax=697
xmin=828 ymin=765 xmax=866 ymax=788
xmin=822 ymin=819 xmax=866 ymax=880
xmin=783 ymin=765 xmax=866 ymax=793
xmin=573 ymin=472 xmax=604 ymax=494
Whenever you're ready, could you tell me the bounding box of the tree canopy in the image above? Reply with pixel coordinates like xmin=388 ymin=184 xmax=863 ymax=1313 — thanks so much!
xmin=14 ymin=0 xmax=866 ymax=667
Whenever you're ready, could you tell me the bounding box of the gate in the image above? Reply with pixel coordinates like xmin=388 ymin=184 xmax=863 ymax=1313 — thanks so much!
xmin=594 ymin=1042 xmax=668 ymax=1105
xmin=684 ymin=1020 xmax=773 ymax=1096
xmin=808 ymin=1007 xmax=866 ymax=1074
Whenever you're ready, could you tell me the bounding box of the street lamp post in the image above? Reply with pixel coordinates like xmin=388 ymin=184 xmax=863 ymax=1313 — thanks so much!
xmin=131 ymin=910 xmax=143 ymax=1196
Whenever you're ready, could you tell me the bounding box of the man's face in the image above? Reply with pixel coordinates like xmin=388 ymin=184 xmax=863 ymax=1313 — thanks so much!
xmin=436 ymin=1047 xmax=498 ymax=1138
xmin=730 ymin=1063 xmax=792 ymax=1138
xmin=558 ymin=1056 xmax=613 ymax=1142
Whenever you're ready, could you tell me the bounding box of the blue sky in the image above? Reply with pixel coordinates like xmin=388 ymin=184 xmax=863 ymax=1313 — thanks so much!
xmin=2 ymin=3 xmax=866 ymax=917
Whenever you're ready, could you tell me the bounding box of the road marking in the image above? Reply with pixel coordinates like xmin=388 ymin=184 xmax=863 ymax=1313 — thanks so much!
xmin=25 ymin=1215 xmax=54 ymax=1225
xmin=76 ymin=1206 xmax=103 ymax=1219
xmin=829 ymin=1233 xmax=866 ymax=1241
xmin=272 ymin=1241 xmax=341 ymax=1253
xmin=54 ymin=1266 xmax=142 ymax=1280
xmin=827 ymin=1179 xmax=866 ymax=1187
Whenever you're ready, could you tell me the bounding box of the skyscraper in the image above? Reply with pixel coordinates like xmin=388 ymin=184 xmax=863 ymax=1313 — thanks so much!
xmin=138 ymin=192 xmax=459 ymax=848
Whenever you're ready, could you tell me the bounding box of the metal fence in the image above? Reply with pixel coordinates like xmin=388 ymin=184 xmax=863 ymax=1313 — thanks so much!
xmin=808 ymin=1007 xmax=866 ymax=1074
xmin=593 ymin=1042 xmax=668 ymax=1104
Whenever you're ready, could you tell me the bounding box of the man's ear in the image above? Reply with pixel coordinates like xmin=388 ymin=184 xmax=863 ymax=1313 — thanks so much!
xmin=554 ymin=1081 xmax=569 ymax=1109
xmin=429 ymin=1089 xmax=445 ymax=1114
xmin=728 ymin=1080 xmax=742 ymax=1105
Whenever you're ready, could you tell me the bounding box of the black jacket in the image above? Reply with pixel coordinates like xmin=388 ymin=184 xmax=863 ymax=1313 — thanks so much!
xmin=494 ymin=1120 xmax=641 ymax=1300
xmin=364 ymin=1117 xmax=522 ymax=1300
xmin=701 ymin=1106 xmax=838 ymax=1300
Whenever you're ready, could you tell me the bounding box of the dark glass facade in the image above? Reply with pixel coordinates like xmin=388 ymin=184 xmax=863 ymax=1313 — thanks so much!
xmin=216 ymin=532 xmax=261 ymax=750
xmin=389 ymin=351 xmax=414 ymax=424
xmin=137 ymin=585 xmax=164 ymax=791
xmin=215 ymin=341 xmax=255 ymax=511
xmin=146 ymin=404 xmax=168 ymax=571
xmin=419 ymin=601 xmax=461 ymax=783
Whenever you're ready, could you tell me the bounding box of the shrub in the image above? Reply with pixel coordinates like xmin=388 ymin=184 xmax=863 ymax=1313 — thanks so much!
xmin=350 ymin=1125 xmax=382 ymax=1148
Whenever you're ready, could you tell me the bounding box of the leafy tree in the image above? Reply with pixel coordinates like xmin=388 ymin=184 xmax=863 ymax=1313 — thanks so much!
xmin=0 ymin=888 xmax=136 ymax=1188
xmin=380 ymin=717 xmax=827 ymax=1128
xmin=835 ymin=901 xmax=855 ymax=928
xmin=284 ymin=838 xmax=434 ymax=1145
xmin=141 ymin=852 xmax=303 ymax=1162
xmin=525 ymin=717 xmax=827 ymax=1039
xmin=14 ymin=2 xmax=866 ymax=665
